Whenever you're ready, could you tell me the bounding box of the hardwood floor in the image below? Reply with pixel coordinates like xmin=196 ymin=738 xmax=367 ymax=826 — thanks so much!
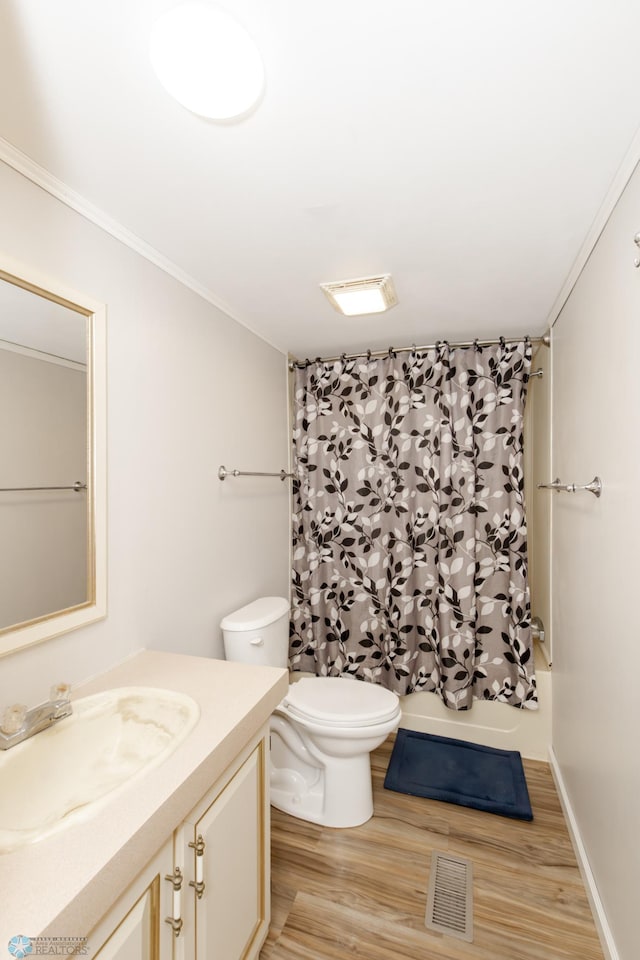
xmin=260 ymin=736 xmax=604 ymax=960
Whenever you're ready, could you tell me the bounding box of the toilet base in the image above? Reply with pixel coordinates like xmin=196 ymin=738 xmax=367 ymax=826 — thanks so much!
xmin=270 ymin=758 xmax=374 ymax=828
xmin=270 ymin=766 xmax=325 ymax=824
xmin=269 ymin=715 xmax=376 ymax=828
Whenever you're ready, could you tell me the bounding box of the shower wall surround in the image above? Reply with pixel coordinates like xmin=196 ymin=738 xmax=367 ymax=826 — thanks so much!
xmin=524 ymin=340 xmax=552 ymax=666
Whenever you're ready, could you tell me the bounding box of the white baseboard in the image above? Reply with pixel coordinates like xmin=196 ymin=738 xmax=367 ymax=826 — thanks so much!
xmin=548 ymin=747 xmax=619 ymax=960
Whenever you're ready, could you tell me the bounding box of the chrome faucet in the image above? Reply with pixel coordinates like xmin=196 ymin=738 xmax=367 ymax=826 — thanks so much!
xmin=0 ymin=683 xmax=73 ymax=750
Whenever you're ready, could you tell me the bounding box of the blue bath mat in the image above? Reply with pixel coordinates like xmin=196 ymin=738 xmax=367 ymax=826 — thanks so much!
xmin=384 ymin=729 xmax=533 ymax=821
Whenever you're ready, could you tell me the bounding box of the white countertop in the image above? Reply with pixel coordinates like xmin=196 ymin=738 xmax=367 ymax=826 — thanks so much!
xmin=0 ymin=650 xmax=288 ymax=946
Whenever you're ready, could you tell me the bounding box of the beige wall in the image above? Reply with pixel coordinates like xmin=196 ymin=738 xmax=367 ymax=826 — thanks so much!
xmin=0 ymin=348 xmax=87 ymax=628
xmin=0 ymin=160 xmax=290 ymax=705
xmin=551 ymin=161 xmax=640 ymax=960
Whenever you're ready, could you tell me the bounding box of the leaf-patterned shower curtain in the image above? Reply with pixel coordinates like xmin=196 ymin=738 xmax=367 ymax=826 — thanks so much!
xmin=290 ymin=340 xmax=537 ymax=710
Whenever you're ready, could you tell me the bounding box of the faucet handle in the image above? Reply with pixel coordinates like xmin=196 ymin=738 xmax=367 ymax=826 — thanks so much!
xmin=50 ymin=682 xmax=71 ymax=702
xmin=1 ymin=704 xmax=27 ymax=735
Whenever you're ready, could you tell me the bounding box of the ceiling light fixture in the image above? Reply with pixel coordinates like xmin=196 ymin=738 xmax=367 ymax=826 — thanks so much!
xmin=320 ymin=275 xmax=398 ymax=316
xmin=149 ymin=2 xmax=264 ymax=120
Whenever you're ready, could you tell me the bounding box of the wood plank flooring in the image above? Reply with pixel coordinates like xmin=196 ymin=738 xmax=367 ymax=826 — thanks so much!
xmin=260 ymin=736 xmax=604 ymax=960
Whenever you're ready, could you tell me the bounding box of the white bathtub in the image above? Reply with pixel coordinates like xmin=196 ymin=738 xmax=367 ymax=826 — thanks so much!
xmin=399 ymin=645 xmax=551 ymax=761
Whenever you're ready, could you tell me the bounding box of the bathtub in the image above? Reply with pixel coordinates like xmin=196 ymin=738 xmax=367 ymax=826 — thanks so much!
xmin=399 ymin=645 xmax=551 ymax=761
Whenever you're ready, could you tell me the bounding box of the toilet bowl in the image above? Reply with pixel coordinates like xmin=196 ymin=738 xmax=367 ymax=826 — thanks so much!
xmin=221 ymin=597 xmax=401 ymax=828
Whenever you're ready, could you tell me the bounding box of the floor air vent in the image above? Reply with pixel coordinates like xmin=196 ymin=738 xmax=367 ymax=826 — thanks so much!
xmin=425 ymin=851 xmax=473 ymax=943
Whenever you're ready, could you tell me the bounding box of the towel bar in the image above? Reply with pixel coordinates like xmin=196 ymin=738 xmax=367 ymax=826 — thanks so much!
xmin=537 ymin=476 xmax=602 ymax=498
xmin=218 ymin=465 xmax=293 ymax=481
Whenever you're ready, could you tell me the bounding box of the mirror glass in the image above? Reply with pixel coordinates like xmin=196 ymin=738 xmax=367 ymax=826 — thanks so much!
xmin=0 ymin=260 xmax=106 ymax=656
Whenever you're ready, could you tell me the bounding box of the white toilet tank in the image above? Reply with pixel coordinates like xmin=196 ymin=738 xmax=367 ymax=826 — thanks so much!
xmin=221 ymin=596 xmax=290 ymax=668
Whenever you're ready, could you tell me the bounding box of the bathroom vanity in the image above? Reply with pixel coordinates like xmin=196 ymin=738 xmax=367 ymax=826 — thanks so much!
xmin=0 ymin=651 xmax=288 ymax=960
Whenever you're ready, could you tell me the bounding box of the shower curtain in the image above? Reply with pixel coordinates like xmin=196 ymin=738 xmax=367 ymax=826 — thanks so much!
xmin=290 ymin=340 xmax=537 ymax=710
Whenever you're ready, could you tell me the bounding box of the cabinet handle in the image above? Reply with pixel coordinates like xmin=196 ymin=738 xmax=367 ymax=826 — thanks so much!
xmin=164 ymin=867 xmax=184 ymax=937
xmin=188 ymin=834 xmax=206 ymax=899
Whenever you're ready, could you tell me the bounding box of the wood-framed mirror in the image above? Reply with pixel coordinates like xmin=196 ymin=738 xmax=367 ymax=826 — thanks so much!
xmin=0 ymin=254 xmax=106 ymax=656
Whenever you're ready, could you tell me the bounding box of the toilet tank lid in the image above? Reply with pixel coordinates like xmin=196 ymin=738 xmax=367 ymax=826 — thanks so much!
xmin=220 ymin=596 xmax=289 ymax=631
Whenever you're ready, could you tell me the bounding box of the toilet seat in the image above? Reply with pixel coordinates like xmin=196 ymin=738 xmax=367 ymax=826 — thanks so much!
xmin=282 ymin=677 xmax=400 ymax=728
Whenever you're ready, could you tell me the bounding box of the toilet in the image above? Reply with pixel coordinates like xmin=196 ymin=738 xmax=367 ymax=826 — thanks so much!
xmin=221 ymin=596 xmax=401 ymax=828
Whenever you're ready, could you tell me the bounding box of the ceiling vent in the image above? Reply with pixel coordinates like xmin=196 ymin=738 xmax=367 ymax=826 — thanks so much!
xmin=319 ymin=274 xmax=398 ymax=316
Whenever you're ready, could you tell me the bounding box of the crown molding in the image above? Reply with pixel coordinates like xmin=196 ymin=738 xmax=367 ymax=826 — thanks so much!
xmin=0 ymin=136 xmax=283 ymax=354
xmin=545 ymin=125 xmax=640 ymax=329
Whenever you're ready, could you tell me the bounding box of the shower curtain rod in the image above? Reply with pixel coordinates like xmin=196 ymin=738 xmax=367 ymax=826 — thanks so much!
xmin=288 ymin=334 xmax=550 ymax=370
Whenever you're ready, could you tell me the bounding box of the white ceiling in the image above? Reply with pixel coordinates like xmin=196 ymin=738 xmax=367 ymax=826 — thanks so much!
xmin=1 ymin=0 xmax=640 ymax=361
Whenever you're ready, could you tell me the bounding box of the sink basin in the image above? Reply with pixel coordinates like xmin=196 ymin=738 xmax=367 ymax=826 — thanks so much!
xmin=0 ymin=687 xmax=200 ymax=852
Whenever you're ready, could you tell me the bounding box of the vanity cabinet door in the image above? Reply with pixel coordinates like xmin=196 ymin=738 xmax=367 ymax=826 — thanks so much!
xmin=88 ymin=841 xmax=174 ymax=960
xmin=181 ymin=736 xmax=269 ymax=960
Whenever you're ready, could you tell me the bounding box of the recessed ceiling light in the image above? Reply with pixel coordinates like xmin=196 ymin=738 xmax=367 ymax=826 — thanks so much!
xmin=149 ymin=2 xmax=264 ymax=120
xmin=320 ymin=275 xmax=398 ymax=316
